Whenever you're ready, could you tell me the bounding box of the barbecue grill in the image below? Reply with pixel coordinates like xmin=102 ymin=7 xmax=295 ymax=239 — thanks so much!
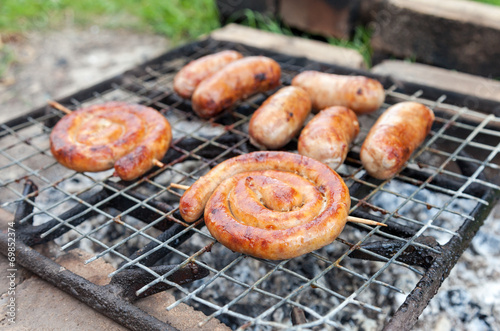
xmin=1 ymin=38 xmax=499 ymax=330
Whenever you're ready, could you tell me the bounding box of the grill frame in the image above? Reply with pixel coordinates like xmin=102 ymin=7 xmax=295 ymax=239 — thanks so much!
xmin=1 ymin=37 xmax=500 ymax=330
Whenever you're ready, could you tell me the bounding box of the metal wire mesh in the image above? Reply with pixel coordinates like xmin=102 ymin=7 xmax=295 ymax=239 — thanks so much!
xmin=1 ymin=39 xmax=500 ymax=330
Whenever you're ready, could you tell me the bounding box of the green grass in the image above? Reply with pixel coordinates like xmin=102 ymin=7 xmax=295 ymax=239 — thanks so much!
xmin=0 ymin=0 xmax=220 ymax=42
xmin=0 ymin=0 xmax=220 ymax=80
xmin=229 ymin=9 xmax=295 ymax=37
xmin=470 ymin=0 xmax=500 ymax=5
xmin=326 ymin=26 xmax=373 ymax=68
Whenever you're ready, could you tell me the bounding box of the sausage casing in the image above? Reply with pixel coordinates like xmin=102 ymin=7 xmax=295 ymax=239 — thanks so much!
xmin=179 ymin=151 xmax=350 ymax=260
xmin=249 ymin=86 xmax=311 ymax=149
xmin=298 ymin=106 xmax=359 ymax=170
xmin=291 ymin=71 xmax=385 ymax=114
xmin=360 ymin=101 xmax=435 ymax=180
xmin=191 ymin=56 xmax=281 ymax=118
xmin=50 ymin=102 xmax=172 ymax=181
xmin=173 ymin=50 xmax=243 ymax=99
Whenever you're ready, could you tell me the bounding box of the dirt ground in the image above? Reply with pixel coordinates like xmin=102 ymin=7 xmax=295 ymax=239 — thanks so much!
xmin=0 ymin=26 xmax=169 ymax=123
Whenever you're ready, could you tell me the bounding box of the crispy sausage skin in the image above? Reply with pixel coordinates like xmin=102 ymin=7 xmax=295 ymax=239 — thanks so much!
xmin=291 ymin=71 xmax=385 ymax=114
xmin=191 ymin=56 xmax=281 ymax=118
xmin=50 ymin=102 xmax=172 ymax=181
xmin=179 ymin=151 xmax=350 ymax=260
xmin=173 ymin=50 xmax=243 ymax=99
xmin=249 ymin=86 xmax=311 ymax=149
xmin=298 ymin=106 xmax=359 ymax=170
xmin=360 ymin=101 xmax=435 ymax=180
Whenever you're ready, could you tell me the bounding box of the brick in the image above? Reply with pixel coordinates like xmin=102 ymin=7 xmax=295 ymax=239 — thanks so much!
xmin=279 ymin=0 xmax=354 ymax=39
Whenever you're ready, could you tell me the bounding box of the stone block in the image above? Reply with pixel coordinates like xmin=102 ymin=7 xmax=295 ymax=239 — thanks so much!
xmin=0 ymin=244 xmax=229 ymax=330
xmin=211 ymin=24 xmax=366 ymax=68
xmin=369 ymin=0 xmax=500 ymax=77
xmin=371 ymin=60 xmax=500 ymax=106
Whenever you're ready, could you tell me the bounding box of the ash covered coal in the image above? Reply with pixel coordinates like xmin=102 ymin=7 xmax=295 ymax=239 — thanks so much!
xmin=13 ymin=150 xmax=497 ymax=330
xmin=415 ymin=203 xmax=500 ymax=331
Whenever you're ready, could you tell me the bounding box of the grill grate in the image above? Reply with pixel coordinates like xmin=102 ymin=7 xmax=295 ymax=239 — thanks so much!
xmin=1 ymin=38 xmax=500 ymax=330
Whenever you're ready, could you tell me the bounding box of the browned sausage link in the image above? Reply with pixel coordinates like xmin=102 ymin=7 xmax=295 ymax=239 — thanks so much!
xmin=114 ymin=146 xmax=154 ymax=181
xmin=179 ymin=151 xmax=350 ymax=260
xmin=360 ymin=101 xmax=435 ymax=180
xmin=298 ymin=106 xmax=359 ymax=170
xmin=291 ymin=71 xmax=385 ymax=114
xmin=249 ymin=86 xmax=311 ymax=150
xmin=173 ymin=50 xmax=243 ymax=99
xmin=191 ymin=56 xmax=281 ymax=118
xmin=114 ymin=114 xmax=172 ymax=181
xmin=50 ymin=102 xmax=172 ymax=181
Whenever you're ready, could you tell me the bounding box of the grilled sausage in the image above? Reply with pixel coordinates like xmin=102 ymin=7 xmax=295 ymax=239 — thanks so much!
xmin=298 ymin=106 xmax=359 ymax=170
xmin=360 ymin=101 xmax=435 ymax=180
xmin=191 ymin=56 xmax=281 ymax=118
xmin=173 ymin=50 xmax=243 ymax=99
xmin=50 ymin=102 xmax=172 ymax=181
xmin=179 ymin=151 xmax=350 ymax=260
xmin=249 ymin=86 xmax=311 ymax=149
xmin=291 ymin=71 xmax=385 ymax=114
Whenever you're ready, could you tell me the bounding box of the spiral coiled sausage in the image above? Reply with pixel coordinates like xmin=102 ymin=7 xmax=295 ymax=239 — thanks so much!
xmin=50 ymin=102 xmax=172 ymax=181
xmin=179 ymin=151 xmax=351 ymax=260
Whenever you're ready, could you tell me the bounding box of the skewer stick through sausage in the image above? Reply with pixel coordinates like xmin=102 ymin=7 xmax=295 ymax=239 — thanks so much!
xmin=49 ymin=100 xmax=171 ymax=181
xmin=170 ymin=177 xmax=386 ymax=227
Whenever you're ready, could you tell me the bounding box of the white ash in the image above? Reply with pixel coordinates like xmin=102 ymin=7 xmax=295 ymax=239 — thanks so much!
xmin=15 ymin=154 xmax=498 ymax=330
xmin=415 ymin=203 xmax=500 ymax=331
xmin=155 ymin=160 xmax=209 ymax=188
xmin=370 ymin=178 xmax=476 ymax=245
xmin=5 ymin=137 xmax=497 ymax=330
xmin=167 ymin=110 xmax=226 ymax=139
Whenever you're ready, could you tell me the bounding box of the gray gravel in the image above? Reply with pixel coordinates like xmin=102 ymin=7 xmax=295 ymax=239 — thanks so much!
xmin=0 ymin=26 xmax=169 ymax=123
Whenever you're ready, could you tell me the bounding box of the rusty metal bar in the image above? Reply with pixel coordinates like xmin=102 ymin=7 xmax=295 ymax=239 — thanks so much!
xmin=0 ymin=233 xmax=178 ymax=331
xmin=384 ymin=188 xmax=500 ymax=330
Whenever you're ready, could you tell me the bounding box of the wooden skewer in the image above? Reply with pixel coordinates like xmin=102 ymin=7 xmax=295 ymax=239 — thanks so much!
xmin=153 ymin=159 xmax=165 ymax=168
xmin=170 ymin=183 xmax=190 ymax=190
xmin=48 ymin=100 xmax=72 ymax=115
xmin=169 ymin=182 xmax=387 ymax=227
xmin=346 ymin=216 xmax=387 ymax=227
xmin=49 ymin=98 xmax=387 ymax=228
xmin=48 ymin=100 xmax=166 ymax=169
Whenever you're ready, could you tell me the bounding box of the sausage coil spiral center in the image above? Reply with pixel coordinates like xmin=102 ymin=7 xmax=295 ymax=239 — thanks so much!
xmin=179 ymin=152 xmax=351 ymax=260
xmin=50 ymin=102 xmax=172 ymax=181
